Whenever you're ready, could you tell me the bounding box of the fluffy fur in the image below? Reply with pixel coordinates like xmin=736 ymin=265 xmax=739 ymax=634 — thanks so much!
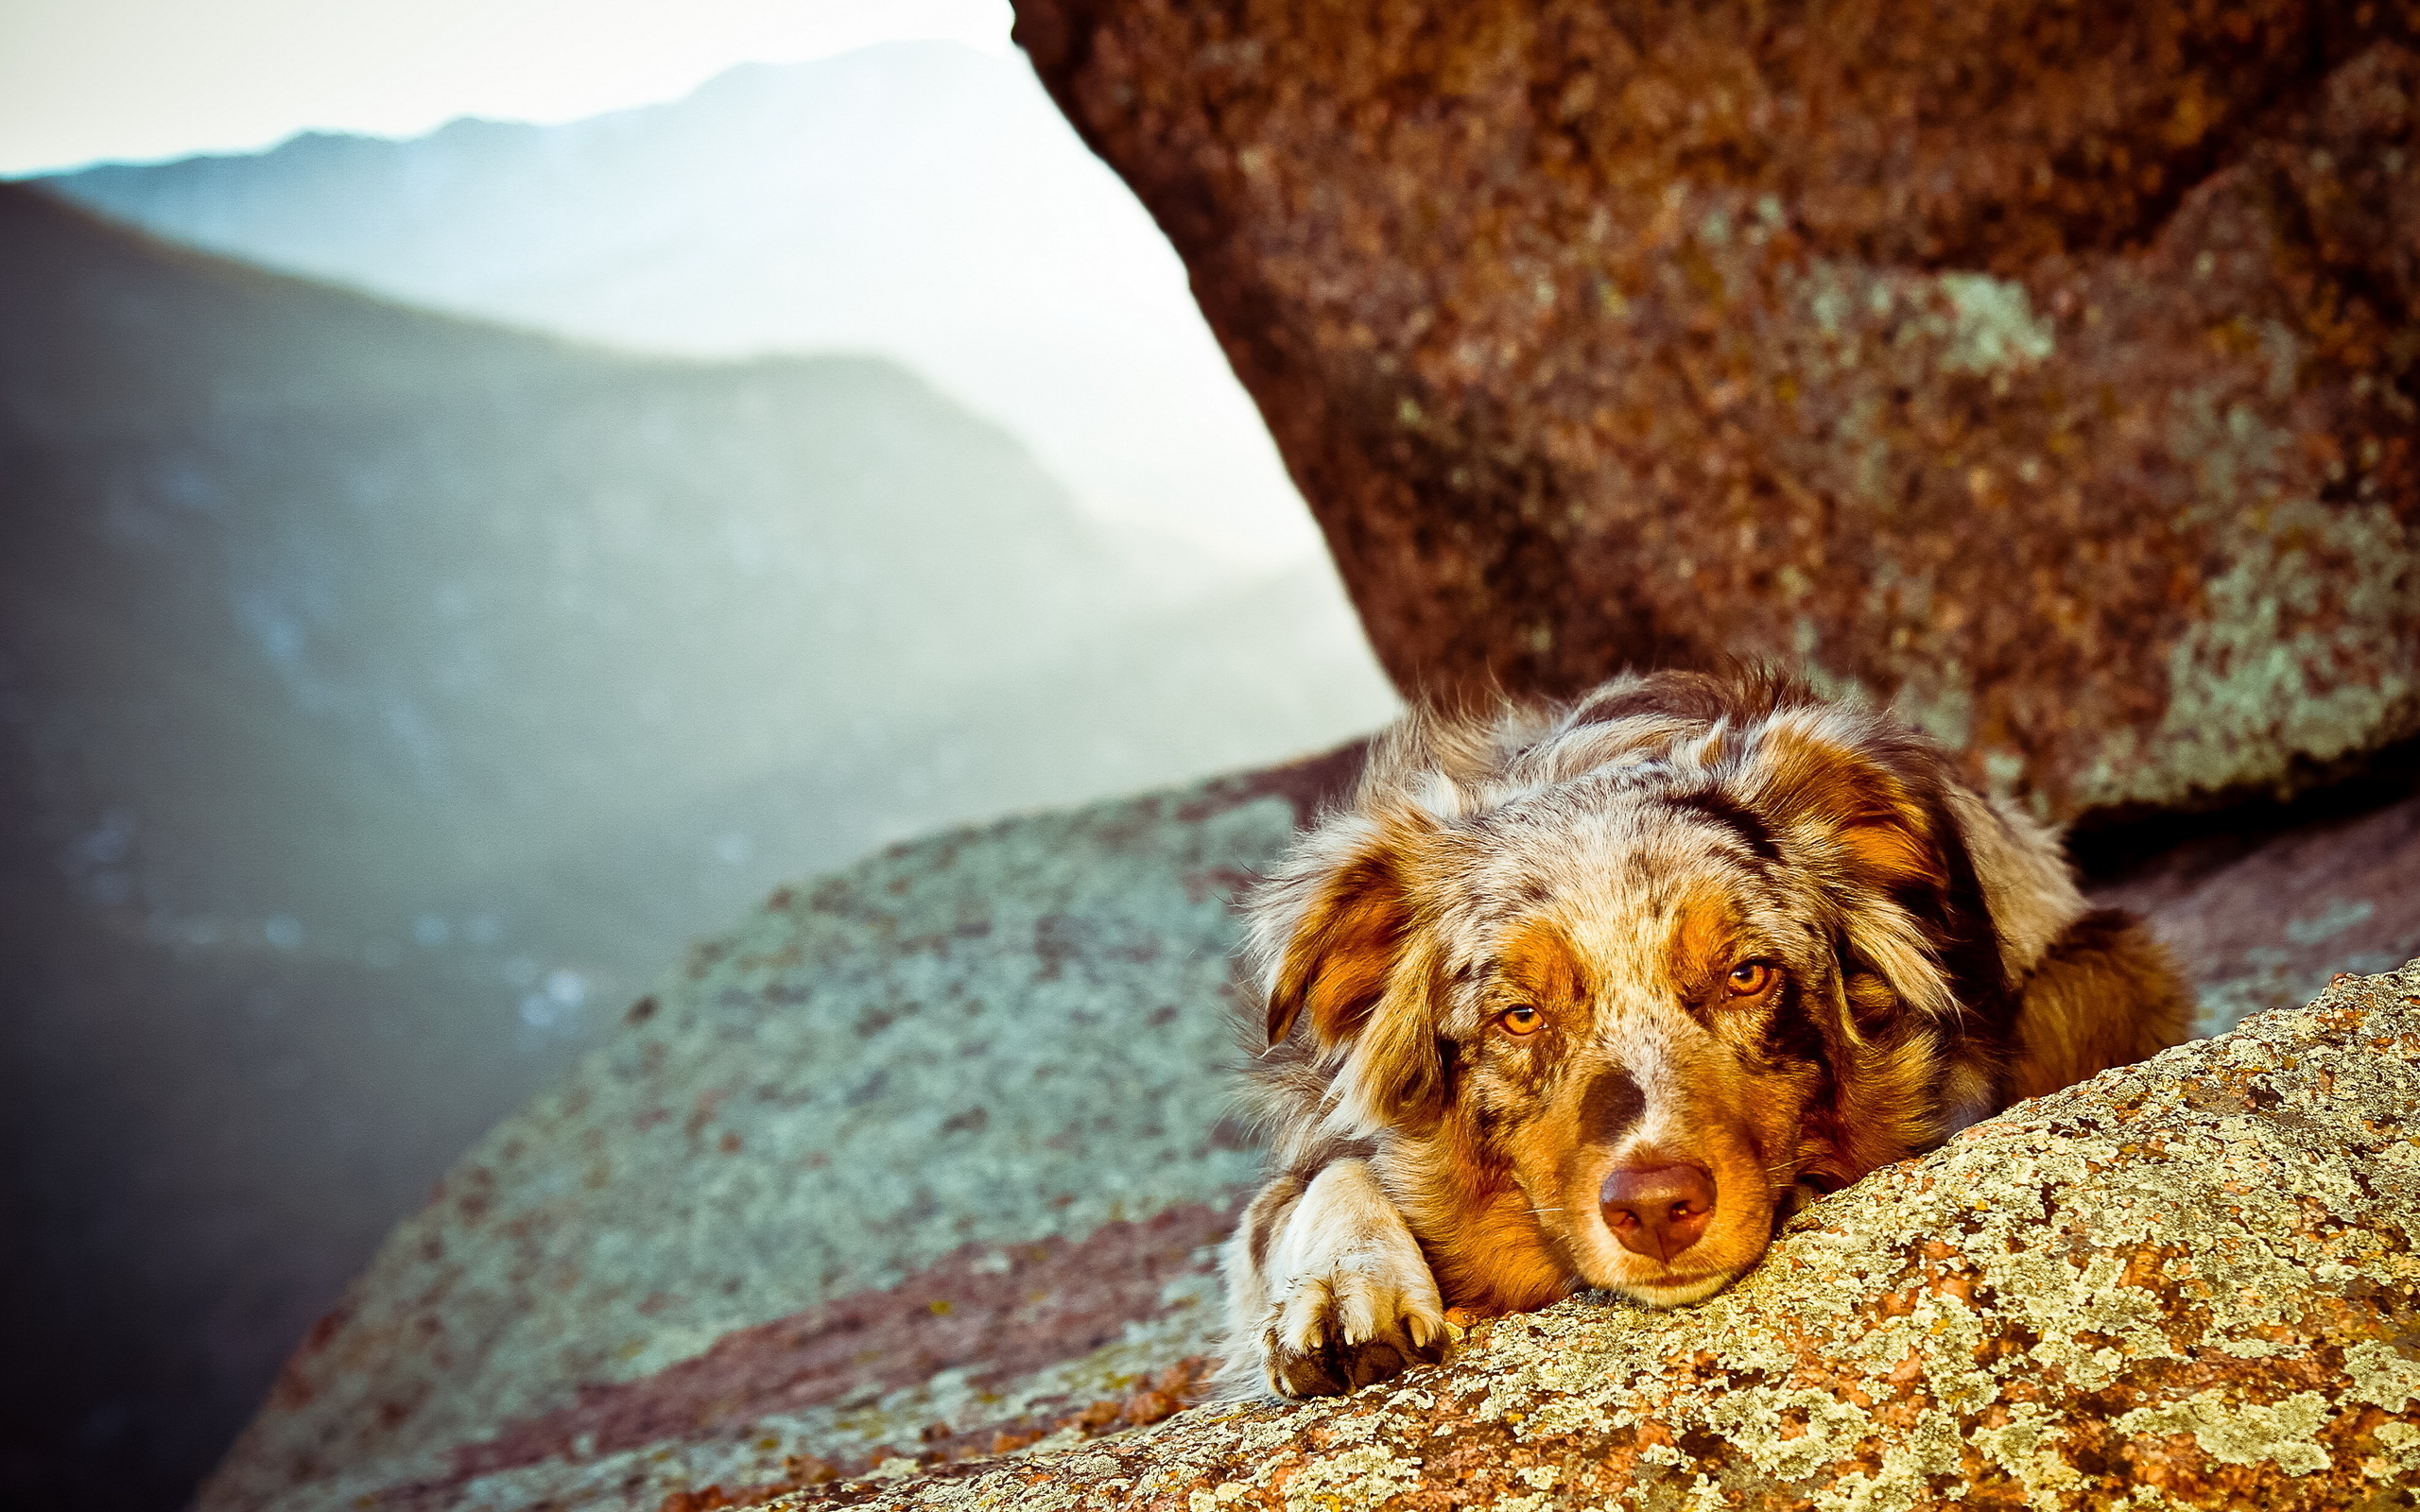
xmin=1219 ymin=669 xmax=2193 ymax=1400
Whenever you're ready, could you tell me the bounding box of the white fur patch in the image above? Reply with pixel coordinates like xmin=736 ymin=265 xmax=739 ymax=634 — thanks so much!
xmin=1223 ymin=1160 xmax=1444 ymax=1400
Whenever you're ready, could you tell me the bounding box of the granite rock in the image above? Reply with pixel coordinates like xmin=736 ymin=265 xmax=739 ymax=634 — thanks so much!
xmin=1013 ymin=0 xmax=2420 ymax=818
xmin=2095 ymin=763 xmax=2420 ymax=1038
xmin=745 ymin=962 xmax=2420 ymax=1511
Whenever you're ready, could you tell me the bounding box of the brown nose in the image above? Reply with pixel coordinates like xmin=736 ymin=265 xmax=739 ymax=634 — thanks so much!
xmin=1599 ymin=1162 xmax=1716 ymax=1263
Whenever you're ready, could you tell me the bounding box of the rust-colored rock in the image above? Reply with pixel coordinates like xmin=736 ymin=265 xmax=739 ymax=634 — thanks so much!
xmin=2094 ymin=761 xmax=2420 ymax=1034
xmin=741 ymin=962 xmax=2420 ymax=1510
xmin=1015 ymin=0 xmax=2420 ymax=818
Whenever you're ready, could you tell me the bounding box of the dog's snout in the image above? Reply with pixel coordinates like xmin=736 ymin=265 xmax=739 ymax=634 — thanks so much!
xmin=1599 ymin=1162 xmax=1715 ymax=1263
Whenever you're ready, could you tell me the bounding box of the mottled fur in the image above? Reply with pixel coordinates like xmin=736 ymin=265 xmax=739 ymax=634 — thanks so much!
xmin=1220 ymin=670 xmax=2193 ymax=1400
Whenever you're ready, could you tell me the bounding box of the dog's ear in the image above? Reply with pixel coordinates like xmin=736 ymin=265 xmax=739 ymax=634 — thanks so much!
xmin=1265 ymin=838 xmax=1410 ymax=1049
xmin=1256 ymin=811 xmax=1449 ymax=1128
xmin=1268 ymin=808 xmax=1432 ymax=1044
xmin=1737 ymin=715 xmax=1936 ymax=888
xmin=1731 ymin=713 xmax=1964 ymax=1018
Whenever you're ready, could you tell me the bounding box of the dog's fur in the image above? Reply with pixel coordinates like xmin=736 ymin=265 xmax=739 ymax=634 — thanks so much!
xmin=1219 ymin=670 xmax=2193 ymax=1400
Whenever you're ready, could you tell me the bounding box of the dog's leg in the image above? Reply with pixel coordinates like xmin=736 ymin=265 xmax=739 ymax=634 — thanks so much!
xmin=1219 ymin=1159 xmax=1446 ymax=1400
xmin=2004 ymin=907 xmax=2196 ymax=1103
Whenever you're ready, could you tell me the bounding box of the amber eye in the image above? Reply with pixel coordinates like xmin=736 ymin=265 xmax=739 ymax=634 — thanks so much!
xmin=1725 ymin=961 xmax=1776 ymax=997
xmin=1496 ymin=1005 xmax=1545 ymax=1037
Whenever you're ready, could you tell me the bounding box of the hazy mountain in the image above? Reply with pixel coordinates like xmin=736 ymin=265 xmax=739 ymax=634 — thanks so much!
xmin=38 ymin=40 xmax=1320 ymax=573
xmin=0 ymin=184 xmax=1393 ymax=1511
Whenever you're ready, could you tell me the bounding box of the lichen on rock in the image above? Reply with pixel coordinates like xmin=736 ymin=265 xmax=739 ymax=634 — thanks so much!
xmin=1014 ymin=0 xmax=2420 ymax=819
xmin=190 ymin=752 xmax=1359 ymax=1512
xmin=191 ymin=750 xmax=2419 ymax=1511
xmin=757 ymin=962 xmax=2420 ymax=1510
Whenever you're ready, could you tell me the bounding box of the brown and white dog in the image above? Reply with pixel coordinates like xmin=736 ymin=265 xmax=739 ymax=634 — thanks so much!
xmin=1220 ymin=669 xmax=2192 ymax=1400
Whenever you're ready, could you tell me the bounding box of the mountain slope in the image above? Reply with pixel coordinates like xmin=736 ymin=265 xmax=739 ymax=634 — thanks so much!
xmin=2 ymin=180 xmax=1153 ymax=924
xmin=0 ymin=183 xmax=1392 ymax=1512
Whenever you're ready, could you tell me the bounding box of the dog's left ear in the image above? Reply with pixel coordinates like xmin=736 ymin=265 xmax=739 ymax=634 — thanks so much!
xmin=1734 ymin=713 xmax=1963 ymax=1018
xmin=1254 ymin=809 xmax=1449 ymax=1128
xmin=1737 ymin=715 xmax=1936 ymax=887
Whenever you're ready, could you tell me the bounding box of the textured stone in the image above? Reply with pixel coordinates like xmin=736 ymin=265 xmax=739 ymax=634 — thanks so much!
xmin=2096 ymin=765 xmax=2420 ymax=1038
xmin=190 ymin=750 xmax=1360 ymax=1512
xmin=195 ymin=742 xmax=2420 ymax=1511
xmin=1013 ymin=0 xmax=2420 ymax=818
xmin=193 ymin=720 xmax=2420 ymax=1512
xmin=740 ymin=962 xmax=2420 ymax=1510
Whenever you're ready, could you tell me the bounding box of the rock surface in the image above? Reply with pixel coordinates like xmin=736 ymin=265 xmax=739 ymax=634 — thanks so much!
xmin=191 ymin=750 xmax=1359 ymax=1512
xmin=1013 ymin=0 xmax=2420 ymax=818
xmin=195 ymin=744 xmax=2420 ymax=1512
xmin=749 ymin=962 xmax=2420 ymax=1510
xmin=2095 ymin=761 xmax=2420 ymax=1037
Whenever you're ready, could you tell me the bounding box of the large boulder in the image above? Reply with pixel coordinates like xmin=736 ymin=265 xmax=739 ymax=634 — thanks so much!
xmin=754 ymin=962 xmax=2420 ymax=1510
xmin=1011 ymin=1 xmax=2420 ymax=818
xmin=193 ymin=748 xmax=2420 ymax=1512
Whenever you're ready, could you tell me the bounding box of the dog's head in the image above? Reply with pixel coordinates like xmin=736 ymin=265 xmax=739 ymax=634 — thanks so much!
xmin=1250 ymin=673 xmax=2064 ymax=1310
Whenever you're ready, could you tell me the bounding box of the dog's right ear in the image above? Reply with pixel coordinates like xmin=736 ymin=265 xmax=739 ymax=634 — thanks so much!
xmin=1257 ymin=809 xmax=1454 ymax=1134
xmin=1261 ymin=814 xmax=1428 ymax=1052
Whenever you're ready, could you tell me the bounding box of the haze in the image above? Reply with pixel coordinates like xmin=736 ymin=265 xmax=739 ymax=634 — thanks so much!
xmin=0 ymin=0 xmax=1014 ymax=176
xmin=0 ymin=6 xmax=1397 ymax=1504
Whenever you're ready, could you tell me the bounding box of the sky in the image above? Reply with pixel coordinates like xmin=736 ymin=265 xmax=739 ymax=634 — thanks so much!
xmin=0 ymin=0 xmax=1014 ymax=176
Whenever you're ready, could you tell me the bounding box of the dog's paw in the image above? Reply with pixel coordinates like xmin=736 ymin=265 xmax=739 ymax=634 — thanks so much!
xmin=1253 ymin=1162 xmax=1447 ymax=1400
xmin=1261 ymin=1263 xmax=1446 ymax=1399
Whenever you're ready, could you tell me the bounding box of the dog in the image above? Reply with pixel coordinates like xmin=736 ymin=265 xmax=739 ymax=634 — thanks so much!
xmin=1219 ymin=669 xmax=2193 ymax=1400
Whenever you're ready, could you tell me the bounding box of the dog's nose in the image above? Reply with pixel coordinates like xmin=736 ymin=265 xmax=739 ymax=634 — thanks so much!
xmin=1599 ymin=1162 xmax=1716 ymax=1262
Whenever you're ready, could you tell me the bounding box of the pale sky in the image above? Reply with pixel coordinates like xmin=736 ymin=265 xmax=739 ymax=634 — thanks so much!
xmin=0 ymin=0 xmax=1015 ymax=176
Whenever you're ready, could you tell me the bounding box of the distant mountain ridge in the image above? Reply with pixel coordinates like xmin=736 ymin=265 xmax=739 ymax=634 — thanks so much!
xmin=2 ymin=181 xmax=1130 ymax=915
xmin=0 ymin=182 xmax=1393 ymax=1511
xmin=38 ymin=40 xmax=1322 ymax=571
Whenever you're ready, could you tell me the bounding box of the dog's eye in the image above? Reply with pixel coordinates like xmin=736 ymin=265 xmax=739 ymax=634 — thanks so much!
xmin=1495 ymin=1005 xmax=1544 ymax=1037
xmin=1725 ymin=961 xmax=1776 ymax=997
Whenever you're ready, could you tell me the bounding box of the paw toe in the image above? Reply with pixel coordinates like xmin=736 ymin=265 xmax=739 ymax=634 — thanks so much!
xmin=1341 ymin=1337 xmax=1409 ymax=1389
xmin=1273 ymin=1280 xmax=1336 ymax=1356
xmin=1256 ymin=1263 xmax=1450 ymax=1399
xmin=1267 ymin=1335 xmax=1347 ymax=1400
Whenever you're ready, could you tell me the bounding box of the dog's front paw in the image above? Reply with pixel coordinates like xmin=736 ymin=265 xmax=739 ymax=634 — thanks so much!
xmin=1262 ymin=1260 xmax=1446 ymax=1398
xmin=1253 ymin=1162 xmax=1447 ymax=1399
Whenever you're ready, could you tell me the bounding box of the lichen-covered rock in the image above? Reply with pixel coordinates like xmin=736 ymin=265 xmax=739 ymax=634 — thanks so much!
xmin=190 ymin=751 xmax=1360 ymax=1512
xmin=194 ymin=745 xmax=2420 ymax=1512
xmin=747 ymin=962 xmax=2420 ymax=1511
xmin=1013 ymin=0 xmax=2420 ymax=818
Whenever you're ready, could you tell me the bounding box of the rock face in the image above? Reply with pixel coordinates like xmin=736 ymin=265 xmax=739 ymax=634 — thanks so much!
xmin=190 ymin=749 xmax=1358 ymax=1512
xmin=1013 ymin=1 xmax=2420 ymax=817
xmin=193 ymin=741 xmax=2420 ymax=1512
xmin=747 ymin=962 xmax=2420 ymax=1510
